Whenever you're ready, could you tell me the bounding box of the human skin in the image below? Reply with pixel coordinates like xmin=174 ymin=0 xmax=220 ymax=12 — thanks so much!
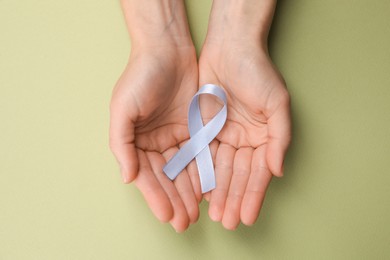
xmin=109 ymin=0 xmax=201 ymax=232
xmin=199 ymin=0 xmax=291 ymax=230
xmin=110 ymin=0 xmax=291 ymax=232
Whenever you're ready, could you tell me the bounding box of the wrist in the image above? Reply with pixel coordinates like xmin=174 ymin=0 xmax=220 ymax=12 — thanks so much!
xmin=204 ymin=0 xmax=276 ymax=49
xmin=121 ymin=0 xmax=194 ymax=49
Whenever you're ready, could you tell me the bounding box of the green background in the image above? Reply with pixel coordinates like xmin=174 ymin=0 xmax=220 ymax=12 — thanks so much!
xmin=1 ymin=0 xmax=389 ymax=259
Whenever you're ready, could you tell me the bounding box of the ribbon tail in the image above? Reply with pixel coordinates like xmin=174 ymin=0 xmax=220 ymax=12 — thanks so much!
xmin=195 ymin=145 xmax=216 ymax=193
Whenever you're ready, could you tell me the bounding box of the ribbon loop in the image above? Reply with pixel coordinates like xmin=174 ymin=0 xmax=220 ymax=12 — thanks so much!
xmin=163 ymin=84 xmax=227 ymax=193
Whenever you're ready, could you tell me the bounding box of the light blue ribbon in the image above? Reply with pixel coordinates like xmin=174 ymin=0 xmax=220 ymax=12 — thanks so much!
xmin=163 ymin=84 xmax=227 ymax=193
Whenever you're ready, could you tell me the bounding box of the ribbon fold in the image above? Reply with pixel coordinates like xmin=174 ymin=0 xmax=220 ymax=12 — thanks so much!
xmin=163 ymin=84 xmax=227 ymax=193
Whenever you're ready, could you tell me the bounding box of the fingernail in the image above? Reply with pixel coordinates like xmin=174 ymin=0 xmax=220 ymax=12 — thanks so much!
xmin=280 ymin=160 xmax=285 ymax=177
xmin=173 ymin=226 xmax=183 ymax=233
xmin=119 ymin=165 xmax=130 ymax=183
xmin=121 ymin=171 xmax=130 ymax=183
xmin=275 ymin=158 xmax=285 ymax=177
xmin=209 ymin=206 xmax=221 ymax=222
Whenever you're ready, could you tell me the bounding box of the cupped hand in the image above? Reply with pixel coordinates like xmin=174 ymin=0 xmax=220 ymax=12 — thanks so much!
xmin=109 ymin=45 xmax=201 ymax=232
xmin=199 ymin=41 xmax=291 ymax=230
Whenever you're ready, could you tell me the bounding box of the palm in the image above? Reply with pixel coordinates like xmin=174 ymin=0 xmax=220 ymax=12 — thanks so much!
xmin=199 ymin=43 xmax=291 ymax=229
xmin=128 ymin=54 xmax=195 ymax=153
xmin=110 ymin=47 xmax=200 ymax=232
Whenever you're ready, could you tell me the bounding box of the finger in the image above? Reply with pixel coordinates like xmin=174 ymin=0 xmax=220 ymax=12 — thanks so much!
xmin=204 ymin=140 xmax=219 ymax=203
xmin=185 ymin=139 xmax=219 ymax=203
xmin=134 ymin=150 xmax=173 ymax=223
xmin=240 ymin=146 xmax=272 ymax=226
xmin=179 ymin=140 xmax=202 ymax=203
xmin=164 ymin=146 xmax=199 ymax=224
xmin=208 ymin=143 xmax=235 ymax=222
xmin=222 ymin=147 xmax=253 ymax=230
xmin=174 ymin=172 xmax=199 ymax=224
xmin=209 ymin=140 xmax=219 ymax=165
xmin=266 ymin=91 xmax=291 ymax=177
xmin=203 ymin=192 xmax=211 ymax=202
xmin=186 ymin=159 xmax=202 ymax=203
xmin=109 ymin=100 xmax=138 ymax=183
xmin=159 ymin=148 xmax=192 ymax=232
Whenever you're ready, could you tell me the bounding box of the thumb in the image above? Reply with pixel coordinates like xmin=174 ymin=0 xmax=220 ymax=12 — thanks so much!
xmin=266 ymin=92 xmax=291 ymax=177
xmin=109 ymin=100 xmax=138 ymax=183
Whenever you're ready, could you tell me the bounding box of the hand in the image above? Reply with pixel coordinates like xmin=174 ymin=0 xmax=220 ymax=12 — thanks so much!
xmin=109 ymin=0 xmax=201 ymax=232
xmin=110 ymin=46 xmax=201 ymax=232
xmin=198 ymin=0 xmax=291 ymax=230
